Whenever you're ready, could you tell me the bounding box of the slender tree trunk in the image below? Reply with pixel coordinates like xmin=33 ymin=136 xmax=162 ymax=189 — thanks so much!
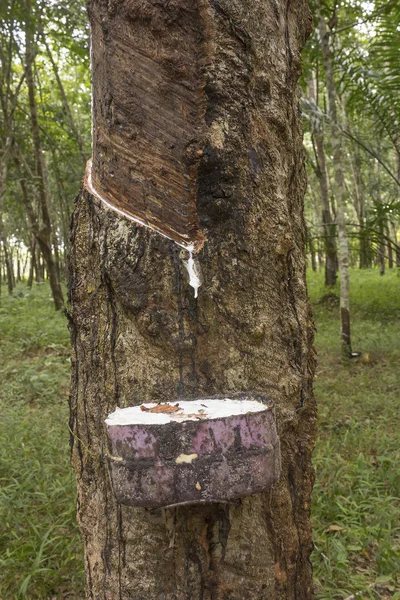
xmin=2 ymin=234 xmax=14 ymax=294
xmin=308 ymin=230 xmax=317 ymax=272
xmin=378 ymin=220 xmax=385 ymax=275
xmin=69 ymin=1 xmax=316 ymax=599
xmin=22 ymin=251 xmax=29 ymax=280
xmin=395 ymin=152 xmax=400 ymax=274
xmin=318 ymin=12 xmax=353 ymax=356
xmin=53 ymin=234 xmax=61 ymax=281
xmin=17 ymin=247 xmax=21 ymax=282
xmin=35 ymin=246 xmax=42 ymax=282
xmin=50 ymin=147 xmax=71 ymax=270
xmin=25 ymin=0 xmax=64 ymax=310
xmin=27 ymin=240 xmax=35 ymax=288
xmin=376 ymin=152 xmax=385 ymax=276
xmin=308 ymin=77 xmax=337 ymax=287
xmin=387 ymin=225 xmax=393 ymax=269
xmin=348 ymin=148 xmax=371 ymax=269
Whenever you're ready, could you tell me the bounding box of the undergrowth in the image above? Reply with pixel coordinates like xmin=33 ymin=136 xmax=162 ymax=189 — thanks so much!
xmin=309 ymin=269 xmax=400 ymax=600
xmin=0 ymin=283 xmax=84 ymax=599
xmin=0 ymin=270 xmax=399 ymax=599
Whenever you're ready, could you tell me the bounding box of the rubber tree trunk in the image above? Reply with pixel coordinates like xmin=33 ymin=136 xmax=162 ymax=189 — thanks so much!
xmin=69 ymin=1 xmax=317 ymax=598
xmin=379 ymin=219 xmax=386 ymax=276
xmin=308 ymin=77 xmax=337 ymax=287
xmin=2 ymin=234 xmax=14 ymax=294
xmin=27 ymin=240 xmax=35 ymax=288
xmin=395 ymin=152 xmax=400 ymax=274
xmin=308 ymin=229 xmax=317 ymax=272
xmin=387 ymin=225 xmax=393 ymax=269
xmin=376 ymin=152 xmax=386 ymax=276
xmin=318 ymin=12 xmax=353 ymax=356
xmin=348 ymin=149 xmax=371 ymax=269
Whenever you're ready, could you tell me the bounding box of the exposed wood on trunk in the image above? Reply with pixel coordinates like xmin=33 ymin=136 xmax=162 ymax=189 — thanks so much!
xmin=87 ymin=0 xmax=209 ymax=251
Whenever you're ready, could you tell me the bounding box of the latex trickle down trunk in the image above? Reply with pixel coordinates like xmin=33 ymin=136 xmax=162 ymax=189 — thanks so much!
xmin=69 ymin=1 xmax=317 ymax=598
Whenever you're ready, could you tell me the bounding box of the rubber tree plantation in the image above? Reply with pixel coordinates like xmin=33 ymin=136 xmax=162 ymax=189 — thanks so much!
xmin=68 ymin=1 xmax=317 ymax=598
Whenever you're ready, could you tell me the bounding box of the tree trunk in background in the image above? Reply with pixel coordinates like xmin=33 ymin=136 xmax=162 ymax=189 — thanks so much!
xmin=378 ymin=219 xmax=385 ymax=275
xmin=69 ymin=1 xmax=316 ymax=599
xmin=25 ymin=0 xmax=64 ymax=310
xmin=318 ymin=12 xmax=353 ymax=356
xmin=51 ymin=151 xmax=71 ymax=276
xmin=27 ymin=240 xmax=35 ymax=288
xmin=395 ymin=152 xmax=400 ymax=273
xmin=348 ymin=149 xmax=371 ymax=269
xmin=308 ymin=77 xmax=337 ymax=287
xmin=35 ymin=246 xmax=42 ymax=283
xmin=308 ymin=230 xmax=317 ymax=272
xmin=16 ymin=244 xmax=22 ymax=282
xmin=53 ymin=234 xmax=61 ymax=281
xmin=2 ymin=235 xmax=14 ymax=294
xmin=387 ymin=225 xmax=393 ymax=268
xmin=375 ymin=151 xmax=385 ymax=276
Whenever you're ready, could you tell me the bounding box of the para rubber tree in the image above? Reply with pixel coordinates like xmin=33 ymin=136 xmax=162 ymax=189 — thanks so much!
xmin=69 ymin=0 xmax=317 ymax=598
xmin=307 ymin=74 xmax=338 ymax=287
xmin=317 ymin=9 xmax=354 ymax=357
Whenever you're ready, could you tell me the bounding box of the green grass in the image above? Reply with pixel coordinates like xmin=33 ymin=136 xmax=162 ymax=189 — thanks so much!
xmin=0 ymin=283 xmax=84 ymax=599
xmin=310 ymin=269 xmax=400 ymax=600
xmin=0 ymin=271 xmax=399 ymax=599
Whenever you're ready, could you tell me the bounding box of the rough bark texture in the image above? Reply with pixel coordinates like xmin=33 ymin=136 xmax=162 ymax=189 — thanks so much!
xmin=69 ymin=1 xmax=317 ymax=598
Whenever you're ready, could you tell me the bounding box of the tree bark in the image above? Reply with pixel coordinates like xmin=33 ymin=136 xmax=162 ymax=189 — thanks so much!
xmin=348 ymin=147 xmax=371 ymax=269
xmin=308 ymin=77 xmax=337 ymax=287
xmin=375 ymin=149 xmax=386 ymax=276
xmin=2 ymin=234 xmax=14 ymax=294
xmin=318 ymin=11 xmax=353 ymax=356
xmin=387 ymin=225 xmax=393 ymax=269
xmin=27 ymin=239 xmax=35 ymax=288
xmin=69 ymin=1 xmax=316 ymax=599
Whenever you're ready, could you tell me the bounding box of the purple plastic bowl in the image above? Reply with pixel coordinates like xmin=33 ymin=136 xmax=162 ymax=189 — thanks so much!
xmin=105 ymin=395 xmax=281 ymax=508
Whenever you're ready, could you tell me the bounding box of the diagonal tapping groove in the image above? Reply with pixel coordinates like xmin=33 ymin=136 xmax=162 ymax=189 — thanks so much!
xmin=85 ymin=0 xmax=210 ymax=256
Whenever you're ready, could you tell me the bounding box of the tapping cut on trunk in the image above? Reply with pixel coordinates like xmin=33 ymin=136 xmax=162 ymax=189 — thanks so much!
xmin=85 ymin=0 xmax=209 ymax=253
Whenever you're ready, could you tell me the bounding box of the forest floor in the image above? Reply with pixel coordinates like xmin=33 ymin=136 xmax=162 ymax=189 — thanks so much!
xmin=0 ymin=269 xmax=399 ymax=599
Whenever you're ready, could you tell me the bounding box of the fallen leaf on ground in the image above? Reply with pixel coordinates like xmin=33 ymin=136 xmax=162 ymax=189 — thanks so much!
xmin=326 ymin=525 xmax=346 ymax=533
